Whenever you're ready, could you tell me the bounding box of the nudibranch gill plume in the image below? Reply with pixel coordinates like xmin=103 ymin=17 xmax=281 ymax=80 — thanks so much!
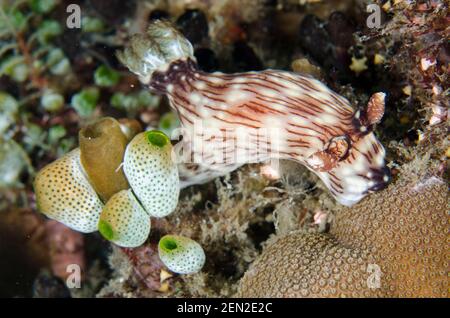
xmin=118 ymin=20 xmax=391 ymax=206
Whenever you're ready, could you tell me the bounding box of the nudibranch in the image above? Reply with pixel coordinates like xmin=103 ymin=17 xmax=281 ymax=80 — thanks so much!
xmin=118 ymin=20 xmax=391 ymax=206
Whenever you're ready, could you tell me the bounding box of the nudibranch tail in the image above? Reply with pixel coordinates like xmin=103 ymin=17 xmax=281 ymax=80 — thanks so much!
xmin=118 ymin=21 xmax=391 ymax=206
xmin=117 ymin=20 xmax=194 ymax=85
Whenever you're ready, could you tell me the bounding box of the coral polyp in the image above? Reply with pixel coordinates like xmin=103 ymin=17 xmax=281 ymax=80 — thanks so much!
xmin=118 ymin=20 xmax=391 ymax=206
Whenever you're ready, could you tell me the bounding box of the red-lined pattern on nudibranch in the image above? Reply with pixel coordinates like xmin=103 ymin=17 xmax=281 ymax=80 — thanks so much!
xmin=117 ymin=20 xmax=391 ymax=206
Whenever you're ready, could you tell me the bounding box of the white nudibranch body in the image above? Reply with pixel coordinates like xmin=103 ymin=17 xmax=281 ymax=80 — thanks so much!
xmin=118 ymin=20 xmax=391 ymax=206
xmin=158 ymin=235 xmax=206 ymax=274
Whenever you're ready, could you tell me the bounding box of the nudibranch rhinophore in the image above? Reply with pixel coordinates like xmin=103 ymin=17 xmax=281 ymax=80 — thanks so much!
xmin=118 ymin=20 xmax=391 ymax=206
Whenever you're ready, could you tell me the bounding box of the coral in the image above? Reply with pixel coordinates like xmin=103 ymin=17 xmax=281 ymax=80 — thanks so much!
xmin=158 ymin=235 xmax=205 ymax=274
xmin=331 ymin=164 xmax=449 ymax=297
xmin=237 ymin=158 xmax=449 ymax=298
xmin=237 ymin=232 xmax=384 ymax=298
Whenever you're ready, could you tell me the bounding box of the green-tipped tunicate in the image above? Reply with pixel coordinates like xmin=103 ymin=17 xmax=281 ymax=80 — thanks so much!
xmin=34 ymin=148 xmax=103 ymax=233
xmin=123 ymin=130 xmax=179 ymax=218
xmin=40 ymin=89 xmax=64 ymax=112
xmin=98 ymin=189 xmax=151 ymax=247
xmin=158 ymin=235 xmax=205 ymax=274
xmin=33 ymin=125 xmax=181 ymax=247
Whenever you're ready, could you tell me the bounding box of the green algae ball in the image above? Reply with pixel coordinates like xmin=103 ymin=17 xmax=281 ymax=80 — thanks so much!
xmin=71 ymin=87 xmax=99 ymax=117
xmin=41 ymin=89 xmax=64 ymax=112
xmin=94 ymin=65 xmax=120 ymax=87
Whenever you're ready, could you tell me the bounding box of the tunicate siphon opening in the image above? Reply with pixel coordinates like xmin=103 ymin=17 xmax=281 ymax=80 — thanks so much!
xmin=160 ymin=236 xmax=178 ymax=251
xmin=146 ymin=130 xmax=169 ymax=148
